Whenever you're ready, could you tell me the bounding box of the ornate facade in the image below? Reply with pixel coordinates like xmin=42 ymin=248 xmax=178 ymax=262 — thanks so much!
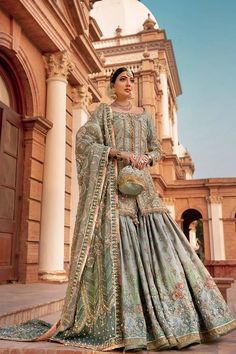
xmin=0 ymin=0 xmax=102 ymax=283
xmin=0 ymin=0 xmax=235 ymax=283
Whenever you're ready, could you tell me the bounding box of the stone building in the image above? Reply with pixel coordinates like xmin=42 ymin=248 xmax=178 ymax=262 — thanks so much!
xmin=0 ymin=0 xmax=235 ymax=283
xmin=0 ymin=0 xmax=102 ymax=283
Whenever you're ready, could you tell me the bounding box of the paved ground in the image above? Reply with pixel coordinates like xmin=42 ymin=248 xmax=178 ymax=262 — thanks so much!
xmin=0 ymin=282 xmax=236 ymax=353
xmin=0 ymin=283 xmax=67 ymax=318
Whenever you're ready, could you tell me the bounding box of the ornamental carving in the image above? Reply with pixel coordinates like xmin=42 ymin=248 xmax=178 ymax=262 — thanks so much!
xmin=159 ymin=62 xmax=168 ymax=74
xmin=143 ymin=13 xmax=156 ymax=31
xmin=44 ymin=51 xmax=74 ymax=80
xmin=71 ymin=85 xmax=92 ymax=110
xmin=206 ymin=195 xmax=223 ymax=204
xmin=163 ymin=197 xmax=175 ymax=205
xmin=143 ymin=46 xmax=150 ymax=58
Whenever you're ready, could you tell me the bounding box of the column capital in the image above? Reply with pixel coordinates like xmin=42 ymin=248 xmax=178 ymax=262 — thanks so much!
xmin=44 ymin=51 xmax=74 ymax=81
xmin=159 ymin=62 xmax=168 ymax=74
xmin=206 ymin=195 xmax=223 ymax=204
xmin=71 ymin=85 xmax=92 ymax=110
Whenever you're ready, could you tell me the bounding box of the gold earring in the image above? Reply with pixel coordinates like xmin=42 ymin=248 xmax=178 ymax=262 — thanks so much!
xmin=110 ymin=87 xmax=117 ymax=100
xmin=106 ymin=84 xmax=117 ymax=99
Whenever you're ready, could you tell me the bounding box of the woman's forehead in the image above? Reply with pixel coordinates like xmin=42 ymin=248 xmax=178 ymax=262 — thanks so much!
xmin=117 ymin=70 xmax=133 ymax=79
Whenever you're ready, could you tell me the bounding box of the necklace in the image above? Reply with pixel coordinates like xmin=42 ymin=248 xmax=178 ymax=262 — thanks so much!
xmin=112 ymin=100 xmax=132 ymax=111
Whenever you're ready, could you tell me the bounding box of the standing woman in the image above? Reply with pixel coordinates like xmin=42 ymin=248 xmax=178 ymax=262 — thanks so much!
xmin=0 ymin=67 xmax=236 ymax=350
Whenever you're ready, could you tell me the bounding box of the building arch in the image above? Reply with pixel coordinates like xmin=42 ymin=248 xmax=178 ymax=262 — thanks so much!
xmin=181 ymin=208 xmax=205 ymax=261
xmin=0 ymin=50 xmax=24 ymax=113
xmin=0 ymin=52 xmax=25 ymax=281
xmin=0 ymin=43 xmax=40 ymax=116
xmin=230 ymin=207 xmax=236 ymax=219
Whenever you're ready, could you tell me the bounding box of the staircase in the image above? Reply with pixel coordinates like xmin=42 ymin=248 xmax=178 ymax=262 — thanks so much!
xmin=0 ymin=283 xmax=66 ymax=327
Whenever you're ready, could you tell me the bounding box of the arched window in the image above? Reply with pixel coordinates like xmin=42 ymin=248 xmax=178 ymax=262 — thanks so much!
xmin=0 ymin=53 xmax=22 ymax=113
xmin=0 ymin=73 xmax=11 ymax=107
xmin=181 ymin=209 xmax=204 ymax=261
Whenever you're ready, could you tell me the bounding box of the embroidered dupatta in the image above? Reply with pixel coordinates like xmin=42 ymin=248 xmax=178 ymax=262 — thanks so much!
xmin=54 ymin=103 xmax=123 ymax=349
xmin=0 ymin=104 xmax=123 ymax=350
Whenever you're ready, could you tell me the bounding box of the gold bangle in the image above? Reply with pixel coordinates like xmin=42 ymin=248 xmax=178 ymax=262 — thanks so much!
xmin=116 ymin=150 xmax=123 ymax=159
xmin=145 ymin=154 xmax=152 ymax=164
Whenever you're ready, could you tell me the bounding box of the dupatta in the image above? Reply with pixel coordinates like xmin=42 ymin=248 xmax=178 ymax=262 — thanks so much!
xmin=54 ymin=103 xmax=123 ymax=349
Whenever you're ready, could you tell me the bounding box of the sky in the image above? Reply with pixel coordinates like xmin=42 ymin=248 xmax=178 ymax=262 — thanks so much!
xmin=142 ymin=0 xmax=236 ymax=179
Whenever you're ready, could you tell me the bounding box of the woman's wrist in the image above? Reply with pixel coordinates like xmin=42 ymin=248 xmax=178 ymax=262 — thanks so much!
xmin=145 ymin=154 xmax=153 ymax=165
xmin=109 ymin=148 xmax=123 ymax=160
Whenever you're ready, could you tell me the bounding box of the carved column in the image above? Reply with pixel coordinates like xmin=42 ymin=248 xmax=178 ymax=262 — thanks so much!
xmin=140 ymin=58 xmax=155 ymax=116
xmin=159 ymin=63 xmax=170 ymax=138
xmin=206 ymin=195 xmax=225 ymax=260
xmin=70 ymin=85 xmax=92 ymax=251
xmin=39 ymin=51 xmax=74 ymax=281
xmin=172 ymin=105 xmax=179 ymax=155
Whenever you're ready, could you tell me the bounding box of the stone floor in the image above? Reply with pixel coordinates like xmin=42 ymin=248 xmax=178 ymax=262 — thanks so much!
xmin=0 ymin=282 xmax=236 ymax=353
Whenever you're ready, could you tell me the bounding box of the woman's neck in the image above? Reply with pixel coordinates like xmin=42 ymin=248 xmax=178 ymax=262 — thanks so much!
xmin=114 ymin=98 xmax=130 ymax=106
xmin=111 ymin=99 xmax=132 ymax=111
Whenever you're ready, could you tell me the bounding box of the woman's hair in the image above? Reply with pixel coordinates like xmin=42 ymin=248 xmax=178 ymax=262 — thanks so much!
xmin=107 ymin=67 xmax=134 ymax=99
xmin=110 ymin=67 xmax=134 ymax=83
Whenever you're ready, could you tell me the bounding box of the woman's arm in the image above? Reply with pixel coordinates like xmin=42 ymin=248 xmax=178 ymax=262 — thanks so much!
xmin=146 ymin=114 xmax=162 ymax=166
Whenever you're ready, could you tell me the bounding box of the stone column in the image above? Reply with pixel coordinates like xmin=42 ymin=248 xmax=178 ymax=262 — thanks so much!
xmin=140 ymin=58 xmax=155 ymax=116
xmin=172 ymin=105 xmax=179 ymax=155
xmin=39 ymin=51 xmax=74 ymax=281
xmin=159 ymin=63 xmax=170 ymax=138
xmin=207 ymin=195 xmax=225 ymax=260
xmin=163 ymin=197 xmax=176 ymax=219
xmin=70 ymin=86 xmax=91 ymax=252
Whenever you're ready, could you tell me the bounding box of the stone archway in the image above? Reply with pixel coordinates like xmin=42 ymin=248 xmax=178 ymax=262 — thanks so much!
xmin=0 ymin=53 xmax=24 ymax=282
xmin=181 ymin=209 xmax=204 ymax=261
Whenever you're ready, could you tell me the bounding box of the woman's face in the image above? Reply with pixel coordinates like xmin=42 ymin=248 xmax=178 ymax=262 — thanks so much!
xmin=113 ymin=71 xmax=135 ymax=100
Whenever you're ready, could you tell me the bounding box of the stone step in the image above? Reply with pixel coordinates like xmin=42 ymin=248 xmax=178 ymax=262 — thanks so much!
xmin=0 ymin=283 xmax=67 ymax=327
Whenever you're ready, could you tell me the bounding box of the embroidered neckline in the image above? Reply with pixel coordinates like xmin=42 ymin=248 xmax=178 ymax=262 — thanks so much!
xmin=112 ymin=111 xmax=147 ymax=119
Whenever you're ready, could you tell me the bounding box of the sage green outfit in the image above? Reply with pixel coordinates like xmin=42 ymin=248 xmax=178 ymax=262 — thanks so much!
xmin=0 ymin=103 xmax=235 ymax=350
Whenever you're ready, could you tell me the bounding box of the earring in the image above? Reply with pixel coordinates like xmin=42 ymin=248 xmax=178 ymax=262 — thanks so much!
xmin=110 ymin=87 xmax=117 ymax=100
xmin=106 ymin=84 xmax=117 ymax=100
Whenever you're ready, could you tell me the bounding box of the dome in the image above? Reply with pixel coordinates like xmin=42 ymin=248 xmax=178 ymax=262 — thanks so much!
xmin=91 ymin=0 xmax=159 ymax=39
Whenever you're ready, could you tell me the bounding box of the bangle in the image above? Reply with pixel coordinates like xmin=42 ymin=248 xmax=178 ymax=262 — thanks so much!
xmin=116 ymin=150 xmax=123 ymax=159
xmin=111 ymin=148 xmax=122 ymax=160
xmin=145 ymin=154 xmax=153 ymax=165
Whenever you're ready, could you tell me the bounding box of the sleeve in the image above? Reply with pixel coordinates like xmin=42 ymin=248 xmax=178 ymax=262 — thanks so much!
xmin=146 ymin=113 xmax=162 ymax=166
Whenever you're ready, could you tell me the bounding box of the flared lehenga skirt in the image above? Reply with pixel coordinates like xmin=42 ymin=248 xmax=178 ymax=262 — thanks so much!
xmin=0 ymin=211 xmax=235 ymax=351
xmin=118 ymin=211 xmax=236 ymax=350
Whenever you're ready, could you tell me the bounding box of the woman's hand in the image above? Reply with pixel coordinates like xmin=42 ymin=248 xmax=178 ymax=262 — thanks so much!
xmin=120 ymin=151 xmax=132 ymax=164
xmin=109 ymin=148 xmax=132 ymax=164
xmin=109 ymin=149 xmax=150 ymax=169
xmin=131 ymin=154 xmax=149 ymax=170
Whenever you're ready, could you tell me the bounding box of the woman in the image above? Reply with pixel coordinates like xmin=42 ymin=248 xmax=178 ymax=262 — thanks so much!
xmin=0 ymin=67 xmax=236 ymax=351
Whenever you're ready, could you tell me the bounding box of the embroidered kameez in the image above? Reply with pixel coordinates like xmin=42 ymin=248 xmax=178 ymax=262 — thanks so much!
xmin=0 ymin=103 xmax=235 ymax=351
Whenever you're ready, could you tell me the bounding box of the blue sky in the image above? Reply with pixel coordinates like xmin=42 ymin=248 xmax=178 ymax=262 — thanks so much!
xmin=142 ymin=0 xmax=236 ymax=178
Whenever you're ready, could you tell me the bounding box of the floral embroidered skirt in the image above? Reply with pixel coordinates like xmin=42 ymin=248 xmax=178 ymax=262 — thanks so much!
xmin=119 ymin=211 xmax=236 ymax=350
xmin=0 ymin=211 xmax=235 ymax=351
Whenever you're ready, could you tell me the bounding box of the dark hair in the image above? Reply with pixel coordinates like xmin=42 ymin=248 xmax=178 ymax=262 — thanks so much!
xmin=110 ymin=67 xmax=134 ymax=84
